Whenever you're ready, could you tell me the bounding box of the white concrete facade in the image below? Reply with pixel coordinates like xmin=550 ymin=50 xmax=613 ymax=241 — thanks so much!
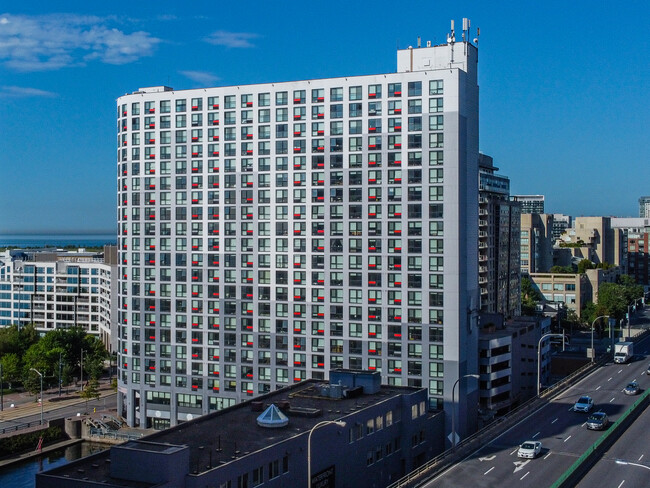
xmin=116 ymin=39 xmax=480 ymax=438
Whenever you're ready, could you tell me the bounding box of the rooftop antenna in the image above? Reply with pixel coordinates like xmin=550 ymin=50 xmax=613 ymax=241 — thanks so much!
xmin=417 ymin=36 xmax=421 ymax=48
xmin=474 ymin=27 xmax=480 ymax=45
xmin=448 ymin=19 xmax=455 ymax=44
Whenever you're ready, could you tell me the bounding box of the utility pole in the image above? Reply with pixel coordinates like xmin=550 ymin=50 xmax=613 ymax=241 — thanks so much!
xmin=80 ymin=349 xmax=84 ymax=392
xmin=58 ymin=352 xmax=62 ymax=397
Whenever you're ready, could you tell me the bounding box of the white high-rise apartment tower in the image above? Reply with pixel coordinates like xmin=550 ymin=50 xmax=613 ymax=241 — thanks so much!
xmin=116 ymin=26 xmax=480 ymax=440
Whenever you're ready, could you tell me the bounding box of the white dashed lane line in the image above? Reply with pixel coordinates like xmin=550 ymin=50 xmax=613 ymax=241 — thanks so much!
xmin=551 ymin=418 xmax=558 ymax=424
xmin=484 ymin=467 xmax=494 ymax=475
xmin=596 ymin=386 xmax=601 ymax=390
xmin=520 ymin=472 xmax=529 ymax=480
xmin=544 ymin=452 xmax=552 ymax=460
xmin=564 ymin=435 xmax=572 ymax=443
xmin=532 ymin=432 xmax=540 ymax=438
xmin=610 ymin=397 xmax=616 ymax=403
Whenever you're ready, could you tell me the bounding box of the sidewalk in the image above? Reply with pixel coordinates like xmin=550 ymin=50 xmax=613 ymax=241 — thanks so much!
xmin=0 ymin=379 xmax=115 ymax=423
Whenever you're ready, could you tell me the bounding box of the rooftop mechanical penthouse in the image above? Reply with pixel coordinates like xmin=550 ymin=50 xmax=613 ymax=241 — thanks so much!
xmin=116 ymin=27 xmax=480 ymax=442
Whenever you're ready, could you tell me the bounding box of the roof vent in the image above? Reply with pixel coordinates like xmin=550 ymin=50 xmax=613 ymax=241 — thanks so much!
xmin=256 ymin=404 xmax=289 ymax=428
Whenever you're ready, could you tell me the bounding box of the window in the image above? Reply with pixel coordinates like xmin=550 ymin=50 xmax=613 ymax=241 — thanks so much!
xmin=330 ymin=87 xmax=343 ymax=101
xmin=430 ymin=80 xmax=443 ymax=94
xmin=430 ymin=98 xmax=443 ymax=112
xmin=408 ymin=81 xmax=422 ymax=96
xmin=349 ymin=86 xmax=362 ymax=100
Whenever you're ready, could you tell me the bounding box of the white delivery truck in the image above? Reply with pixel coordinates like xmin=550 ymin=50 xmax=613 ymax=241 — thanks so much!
xmin=614 ymin=342 xmax=634 ymax=364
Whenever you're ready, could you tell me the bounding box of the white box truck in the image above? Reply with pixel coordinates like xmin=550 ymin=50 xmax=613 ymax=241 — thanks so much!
xmin=614 ymin=342 xmax=634 ymax=364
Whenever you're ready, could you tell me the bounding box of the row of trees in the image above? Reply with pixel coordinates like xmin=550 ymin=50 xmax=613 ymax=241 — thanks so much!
xmin=0 ymin=325 xmax=107 ymax=394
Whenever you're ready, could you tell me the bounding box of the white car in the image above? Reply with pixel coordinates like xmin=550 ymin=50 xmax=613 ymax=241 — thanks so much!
xmin=573 ymin=396 xmax=594 ymax=412
xmin=517 ymin=441 xmax=542 ymax=459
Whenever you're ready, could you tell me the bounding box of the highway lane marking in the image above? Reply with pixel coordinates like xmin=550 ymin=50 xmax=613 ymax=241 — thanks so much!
xmin=479 ymin=455 xmax=496 ymax=462
xmin=618 ymin=369 xmax=623 ymax=374
xmin=513 ymin=460 xmax=530 ymax=473
xmin=544 ymin=452 xmax=552 ymax=460
xmin=610 ymin=397 xmax=616 ymax=402
xmin=510 ymin=448 xmax=518 ymax=455
xmin=532 ymin=431 xmax=540 ymax=438
xmin=617 ymin=481 xmax=625 ymax=488
xmin=596 ymin=386 xmax=601 ymax=390
xmin=484 ymin=467 xmax=494 ymax=475
xmin=520 ymin=471 xmax=529 ymax=480
xmin=564 ymin=435 xmax=572 ymax=443
xmin=608 ymin=377 xmax=613 ymax=381
xmin=551 ymin=418 xmax=558 ymax=424
xmin=639 ymin=454 xmax=644 ymax=462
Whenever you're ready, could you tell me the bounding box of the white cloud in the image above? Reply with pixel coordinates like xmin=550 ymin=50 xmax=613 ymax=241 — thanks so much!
xmin=180 ymin=70 xmax=220 ymax=85
xmin=0 ymin=85 xmax=57 ymax=98
xmin=205 ymin=30 xmax=259 ymax=48
xmin=0 ymin=13 xmax=160 ymax=71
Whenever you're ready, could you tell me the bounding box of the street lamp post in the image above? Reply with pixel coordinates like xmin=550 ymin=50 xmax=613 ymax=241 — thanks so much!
xmin=537 ymin=333 xmax=566 ymax=396
xmin=307 ymin=420 xmax=346 ymax=488
xmin=451 ymin=374 xmax=480 ymax=449
xmin=591 ymin=315 xmax=609 ymax=363
xmin=30 ymin=368 xmax=44 ymax=426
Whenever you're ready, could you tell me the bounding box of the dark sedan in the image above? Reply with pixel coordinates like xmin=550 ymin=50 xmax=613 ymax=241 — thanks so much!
xmin=586 ymin=412 xmax=609 ymax=430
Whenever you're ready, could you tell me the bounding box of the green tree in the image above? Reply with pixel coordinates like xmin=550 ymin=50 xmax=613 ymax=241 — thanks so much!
xmin=550 ymin=265 xmax=574 ymax=274
xmin=577 ymin=259 xmax=595 ymax=274
xmin=521 ymin=277 xmax=543 ymax=315
xmin=597 ymin=283 xmax=628 ymax=320
xmin=0 ymin=353 xmax=21 ymax=387
xmin=80 ymin=378 xmax=101 ymax=413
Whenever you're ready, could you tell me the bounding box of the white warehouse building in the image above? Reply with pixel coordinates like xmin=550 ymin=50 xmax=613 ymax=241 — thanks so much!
xmin=116 ymin=30 xmax=480 ymax=440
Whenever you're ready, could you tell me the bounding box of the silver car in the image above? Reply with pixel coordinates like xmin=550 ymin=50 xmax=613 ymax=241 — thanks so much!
xmin=517 ymin=441 xmax=542 ymax=459
xmin=623 ymin=382 xmax=640 ymax=395
xmin=573 ymin=396 xmax=594 ymax=412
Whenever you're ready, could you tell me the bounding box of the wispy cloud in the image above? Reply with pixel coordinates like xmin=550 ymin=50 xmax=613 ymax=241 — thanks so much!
xmin=180 ymin=70 xmax=220 ymax=85
xmin=0 ymin=85 xmax=57 ymax=98
xmin=205 ymin=30 xmax=259 ymax=48
xmin=0 ymin=13 xmax=161 ymax=71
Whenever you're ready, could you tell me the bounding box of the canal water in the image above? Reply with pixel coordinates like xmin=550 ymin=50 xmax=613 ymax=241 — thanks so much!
xmin=0 ymin=442 xmax=110 ymax=488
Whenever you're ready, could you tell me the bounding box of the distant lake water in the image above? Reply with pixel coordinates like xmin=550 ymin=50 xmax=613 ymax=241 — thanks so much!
xmin=0 ymin=234 xmax=116 ymax=249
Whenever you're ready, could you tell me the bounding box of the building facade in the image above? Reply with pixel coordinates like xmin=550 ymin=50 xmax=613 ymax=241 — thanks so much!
xmin=478 ymin=154 xmax=520 ymax=317
xmin=520 ymin=213 xmax=554 ymax=274
xmin=38 ymin=372 xmax=444 ymax=488
xmin=0 ymin=247 xmax=117 ymax=350
xmin=627 ymin=232 xmax=650 ymax=285
xmin=638 ymin=196 xmax=650 ymax=218
xmin=512 ymin=195 xmax=544 ymax=214
xmin=558 ymin=216 xmax=623 ymax=267
xmin=115 ymin=35 xmax=480 ymax=438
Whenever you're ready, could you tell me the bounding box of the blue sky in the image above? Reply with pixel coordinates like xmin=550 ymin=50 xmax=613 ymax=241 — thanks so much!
xmin=0 ymin=1 xmax=648 ymax=233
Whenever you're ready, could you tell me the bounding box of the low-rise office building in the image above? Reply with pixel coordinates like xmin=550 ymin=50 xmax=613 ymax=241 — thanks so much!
xmin=0 ymin=246 xmax=117 ymax=350
xmin=36 ymin=370 xmax=443 ymax=488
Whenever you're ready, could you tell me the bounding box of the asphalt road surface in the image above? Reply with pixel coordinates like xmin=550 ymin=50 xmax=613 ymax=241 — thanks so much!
xmin=576 ymin=390 xmax=650 ymax=488
xmin=423 ymin=334 xmax=650 ymax=488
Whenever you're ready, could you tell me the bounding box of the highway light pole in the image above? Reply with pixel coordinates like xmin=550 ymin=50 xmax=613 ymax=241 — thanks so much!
xmin=591 ymin=315 xmax=609 ymax=363
xmin=307 ymin=420 xmax=346 ymax=488
xmin=537 ymin=333 xmax=565 ymax=396
xmin=451 ymin=374 xmax=480 ymax=449
xmin=30 ymin=368 xmax=44 ymax=426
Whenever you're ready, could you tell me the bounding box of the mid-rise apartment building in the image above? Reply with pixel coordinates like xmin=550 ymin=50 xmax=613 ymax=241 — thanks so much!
xmin=0 ymin=247 xmax=117 ymax=350
xmin=478 ymin=154 xmax=520 ymax=317
xmin=115 ymin=32 xmax=480 ymax=439
xmin=558 ymin=216 xmax=623 ymax=267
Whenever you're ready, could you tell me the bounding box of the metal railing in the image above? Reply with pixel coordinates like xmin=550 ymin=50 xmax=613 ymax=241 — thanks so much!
xmin=0 ymin=419 xmax=49 ymax=436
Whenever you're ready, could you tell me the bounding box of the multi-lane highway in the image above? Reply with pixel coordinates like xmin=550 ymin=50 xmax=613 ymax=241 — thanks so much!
xmin=423 ymin=334 xmax=650 ymax=488
xmin=577 ymin=392 xmax=650 ymax=488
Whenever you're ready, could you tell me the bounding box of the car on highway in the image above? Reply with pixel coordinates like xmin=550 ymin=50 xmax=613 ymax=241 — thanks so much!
xmin=586 ymin=411 xmax=609 ymax=430
xmin=573 ymin=395 xmax=594 ymax=412
xmin=623 ymin=381 xmax=640 ymax=395
xmin=517 ymin=441 xmax=542 ymax=459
